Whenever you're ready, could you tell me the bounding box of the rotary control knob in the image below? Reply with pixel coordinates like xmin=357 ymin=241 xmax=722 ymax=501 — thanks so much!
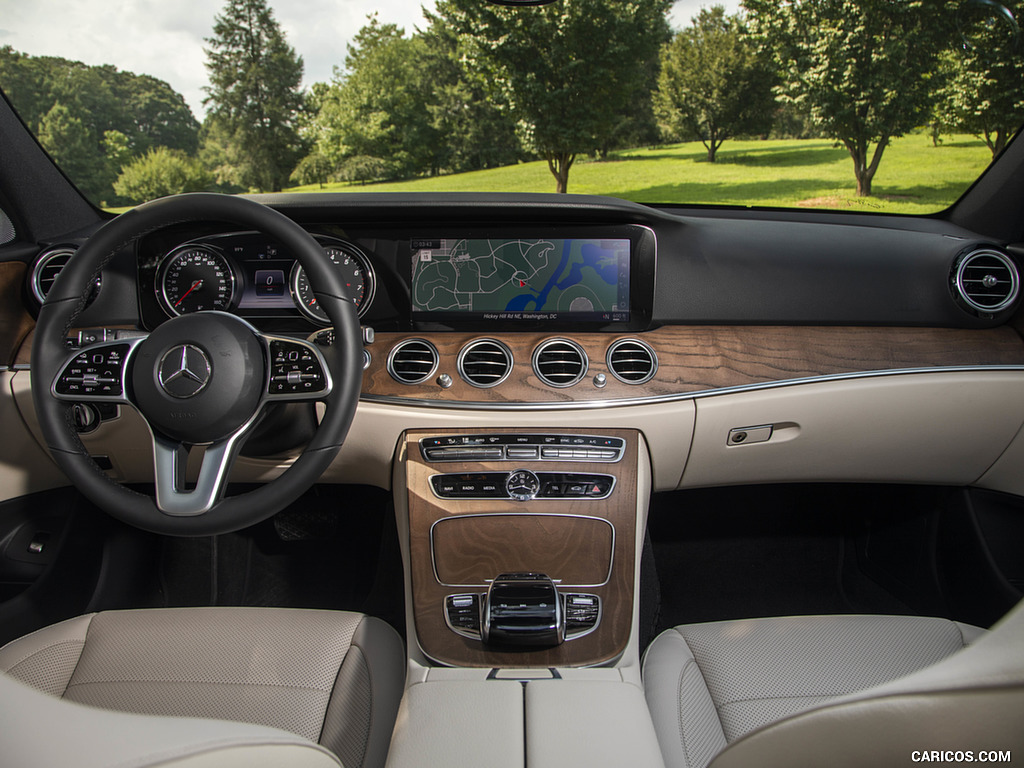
xmin=506 ymin=469 xmax=541 ymax=501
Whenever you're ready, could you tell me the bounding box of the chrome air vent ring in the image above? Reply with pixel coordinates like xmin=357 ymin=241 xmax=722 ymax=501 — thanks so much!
xmin=458 ymin=338 xmax=514 ymax=388
xmin=606 ymin=338 xmax=658 ymax=384
xmin=31 ymin=246 xmax=101 ymax=305
xmin=532 ymin=338 xmax=588 ymax=388
xmin=952 ymin=249 xmax=1020 ymax=315
xmin=387 ymin=338 xmax=439 ymax=384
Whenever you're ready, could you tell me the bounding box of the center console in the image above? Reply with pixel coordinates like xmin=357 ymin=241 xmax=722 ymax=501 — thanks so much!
xmin=401 ymin=427 xmax=640 ymax=667
xmin=390 ymin=427 xmax=664 ymax=768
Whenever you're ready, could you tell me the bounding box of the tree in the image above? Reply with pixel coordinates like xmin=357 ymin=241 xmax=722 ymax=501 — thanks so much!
xmin=119 ymin=73 xmax=201 ymax=155
xmin=655 ymin=6 xmax=776 ymax=162
xmin=941 ymin=0 xmax=1024 ymax=158
xmin=113 ymin=147 xmax=211 ymax=203
xmin=421 ymin=9 xmax=524 ymax=174
xmin=203 ymin=0 xmax=305 ymax=192
xmin=1 ymin=47 xmax=200 ymax=204
xmin=431 ymin=0 xmax=672 ymax=193
xmin=306 ymin=16 xmax=438 ymax=182
xmin=747 ymin=0 xmax=945 ymax=196
xmin=37 ymin=103 xmax=108 ymax=201
xmin=289 ymin=150 xmax=334 ymax=188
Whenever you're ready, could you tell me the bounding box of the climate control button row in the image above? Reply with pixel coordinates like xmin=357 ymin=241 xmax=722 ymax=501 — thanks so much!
xmin=429 ymin=471 xmax=614 ymax=500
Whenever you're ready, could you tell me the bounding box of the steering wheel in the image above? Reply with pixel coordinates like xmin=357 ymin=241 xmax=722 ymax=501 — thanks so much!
xmin=30 ymin=194 xmax=363 ymax=536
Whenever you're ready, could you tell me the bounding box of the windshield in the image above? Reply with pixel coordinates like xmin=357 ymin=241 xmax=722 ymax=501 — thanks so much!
xmin=0 ymin=0 xmax=1020 ymax=214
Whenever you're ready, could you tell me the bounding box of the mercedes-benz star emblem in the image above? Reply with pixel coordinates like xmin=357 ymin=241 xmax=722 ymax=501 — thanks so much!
xmin=158 ymin=344 xmax=212 ymax=399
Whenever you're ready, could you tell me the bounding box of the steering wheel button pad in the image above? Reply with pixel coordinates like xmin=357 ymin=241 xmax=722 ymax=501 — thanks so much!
xmin=268 ymin=338 xmax=328 ymax=396
xmin=55 ymin=343 xmax=130 ymax=398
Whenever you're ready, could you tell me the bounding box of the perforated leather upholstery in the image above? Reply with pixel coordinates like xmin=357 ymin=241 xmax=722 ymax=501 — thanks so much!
xmin=0 ymin=607 xmax=406 ymax=768
xmin=643 ymin=614 xmax=985 ymax=768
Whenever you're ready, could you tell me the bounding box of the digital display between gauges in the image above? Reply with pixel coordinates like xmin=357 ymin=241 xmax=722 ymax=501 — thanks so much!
xmin=290 ymin=243 xmax=374 ymax=324
xmin=156 ymin=245 xmax=237 ymax=316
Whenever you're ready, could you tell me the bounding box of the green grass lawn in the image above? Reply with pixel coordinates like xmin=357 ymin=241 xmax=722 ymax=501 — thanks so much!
xmin=286 ymin=134 xmax=993 ymax=215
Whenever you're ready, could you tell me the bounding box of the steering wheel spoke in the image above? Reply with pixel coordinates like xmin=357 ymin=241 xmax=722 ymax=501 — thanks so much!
xmin=263 ymin=334 xmax=333 ymax=401
xmin=152 ymin=431 xmax=252 ymax=517
xmin=52 ymin=337 xmax=146 ymax=404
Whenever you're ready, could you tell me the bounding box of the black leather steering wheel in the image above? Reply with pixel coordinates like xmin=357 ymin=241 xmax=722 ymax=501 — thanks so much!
xmin=31 ymin=194 xmax=363 ymax=536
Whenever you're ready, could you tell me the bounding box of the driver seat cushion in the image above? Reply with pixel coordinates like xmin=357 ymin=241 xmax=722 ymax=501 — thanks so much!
xmin=0 ymin=607 xmax=406 ymax=768
xmin=642 ymin=614 xmax=985 ymax=768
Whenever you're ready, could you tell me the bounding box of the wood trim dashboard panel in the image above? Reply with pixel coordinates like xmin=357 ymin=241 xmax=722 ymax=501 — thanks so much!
xmin=0 ymin=262 xmax=35 ymax=367
xmin=403 ymin=427 xmax=639 ymax=668
xmin=364 ymin=326 xmax=1024 ymax=404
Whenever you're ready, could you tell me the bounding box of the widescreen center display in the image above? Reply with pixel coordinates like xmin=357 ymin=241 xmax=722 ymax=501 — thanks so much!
xmin=411 ymin=237 xmax=630 ymax=323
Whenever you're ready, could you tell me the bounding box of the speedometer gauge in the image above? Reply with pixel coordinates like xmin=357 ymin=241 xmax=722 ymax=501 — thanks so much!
xmin=157 ymin=245 xmax=237 ymax=316
xmin=290 ymin=242 xmax=375 ymax=324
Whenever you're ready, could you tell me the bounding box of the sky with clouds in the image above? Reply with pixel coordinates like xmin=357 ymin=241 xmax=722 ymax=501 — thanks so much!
xmin=0 ymin=0 xmax=739 ymax=120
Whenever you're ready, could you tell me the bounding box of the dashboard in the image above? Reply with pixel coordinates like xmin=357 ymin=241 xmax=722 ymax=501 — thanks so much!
xmin=11 ymin=193 xmax=1024 ymax=498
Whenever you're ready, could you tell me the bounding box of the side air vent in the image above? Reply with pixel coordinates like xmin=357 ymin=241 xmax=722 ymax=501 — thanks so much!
xmin=606 ymin=339 xmax=658 ymax=384
xmin=532 ymin=338 xmax=588 ymax=388
xmin=458 ymin=339 xmax=513 ymax=388
xmin=953 ymin=249 xmax=1020 ymax=315
xmin=387 ymin=338 xmax=439 ymax=384
xmin=31 ymin=246 xmax=101 ymax=305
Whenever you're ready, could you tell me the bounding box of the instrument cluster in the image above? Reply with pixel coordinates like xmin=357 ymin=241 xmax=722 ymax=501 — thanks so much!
xmin=150 ymin=231 xmax=375 ymax=325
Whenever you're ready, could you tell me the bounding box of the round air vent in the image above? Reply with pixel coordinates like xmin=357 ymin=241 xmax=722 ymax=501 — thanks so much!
xmin=606 ymin=339 xmax=658 ymax=384
xmin=31 ymin=246 xmax=100 ymax=304
xmin=532 ymin=338 xmax=588 ymax=388
xmin=458 ymin=339 xmax=513 ymax=388
xmin=953 ymin=249 xmax=1020 ymax=315
xmin=386 ymin=338 xmax=439 ymax=384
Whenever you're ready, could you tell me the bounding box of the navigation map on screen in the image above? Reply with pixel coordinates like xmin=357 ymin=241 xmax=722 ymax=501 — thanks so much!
xmin=411 ymin=237 xmax=630 ymax=322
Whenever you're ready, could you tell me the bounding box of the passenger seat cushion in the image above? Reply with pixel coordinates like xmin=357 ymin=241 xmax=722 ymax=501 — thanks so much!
xmin=643 ymin=615 xmax=981 ymax=768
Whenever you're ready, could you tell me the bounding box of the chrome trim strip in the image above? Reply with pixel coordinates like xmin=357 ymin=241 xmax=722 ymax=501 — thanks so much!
xmin=429 ymin=512 xmax=616 ymax=589
xmin=360 ymin=365 xmax=1024 ymax=411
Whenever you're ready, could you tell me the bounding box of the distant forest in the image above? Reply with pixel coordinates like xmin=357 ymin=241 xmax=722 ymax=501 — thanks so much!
xmin=0 ymin=45 xmax=200 ymax=204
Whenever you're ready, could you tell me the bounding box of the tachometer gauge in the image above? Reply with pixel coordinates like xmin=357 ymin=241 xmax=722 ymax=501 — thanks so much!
xmin=157 ymin=245 xmax=237 ymax=316
xmin=290 ymin=242 xmax=375 ymax=324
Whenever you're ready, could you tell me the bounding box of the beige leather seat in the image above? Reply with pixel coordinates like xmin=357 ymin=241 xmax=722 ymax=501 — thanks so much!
xmin=643 ymin=602 xmax=1024 ymax=768
xmin=0 ymin=607 xmax=406 ymax=768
